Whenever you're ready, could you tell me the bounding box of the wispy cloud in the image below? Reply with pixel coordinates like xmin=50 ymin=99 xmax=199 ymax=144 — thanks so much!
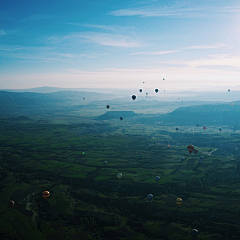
xmin=183 ymin=43 xmax=226 ymax=50
xmin=157 ymin=54 xmax=240 ymax=70
xmin=110 ymin=5 xmax=239 ymax=18
xmin=130 ymin=50 xmax=179 ymax=55
xmin=20 ymin=14 xmax=53 ymax=23
xmin=67 ymin=23 xmax=134 ymax=32
xmin=110 ymin=6 xmax=210 ymax=18
xmin=50 ymin=32 xmax=143 ymax=48
xmin=0 ymin=29 xmax=6 ymax=35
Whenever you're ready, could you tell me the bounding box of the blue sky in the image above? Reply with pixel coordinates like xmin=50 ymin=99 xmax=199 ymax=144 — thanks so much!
xmin=1 ymin=0 xmax=240 ymax=91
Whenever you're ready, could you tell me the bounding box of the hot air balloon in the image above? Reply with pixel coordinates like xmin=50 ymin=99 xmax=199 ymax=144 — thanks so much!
xmin=42 ymin=191 xmax=50 ymax=199
xmin=143 ymin=82 xmax=145 ymax=83
xmin=193 ymin=148 xmax=198 ymax=154
xmin=155 ymin=89 xmax=159 ymax=93
xmin=103 ymin=161 xmax=107 ymax=166
xmin=120 ymin=117 xmax=123 ymax=121
xmin=163 ymin=78 xmax=165 ymax=81
xmin=176 ymin=127 xmax=179 ymax=131
xmin=196 ymin=124 xmax=199 ymax=127
xmin=176 ymin=198 xmax=182 ymax=205
xmin=219 ymin=128 xmax=222 ymax=131
xmin=190 ymin=229 xmax=198 ymax=239
xmin=8 ymin=200 xmax=15 ymax=208
xmin=117 ymin=173 xmax=122 ymax=179
xmin=187 ymin=145 xmax=194 ymax=154
xmin=155 ymin=176 xmax=160 ymax=182
xmin=147 ymin=194 xmax=153 ymax=201
xmin=203 ymin=126 xmax=206 ymax=130
xmin=168 ymin=144 xmax=170 ymax=148
xmin=139 ymin=89 xmax=143 ymax=93
xmin=83 ymin=97 xmax=85 ymax=100
xmin=228 ymin=89 xmax=230 ymax=92
xmin=106 ymin=105 xmax=110 ymax=109
xmin=132 ymin=95 xmax=136 ymax=100
xmin=231 ymin=103 xmax=234 ymax=106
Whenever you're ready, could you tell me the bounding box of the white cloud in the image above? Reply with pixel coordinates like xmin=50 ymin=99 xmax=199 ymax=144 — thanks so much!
xmin=0 ymin=29 xmax=5 ymax=35
xmin=68 ymin=23 xmax=134 ymax=32
xmin=183 ymin=43 xmax=226 ymax=50
xmin=157 ymin=54 xmax=240 ymax=70
xmin=62 ymin=32 xmax=143 ymax=48
xmin=110 ymin=4 xmax=239 ymax=18
xmin=130 ymin=50 xmax=179 ymax=55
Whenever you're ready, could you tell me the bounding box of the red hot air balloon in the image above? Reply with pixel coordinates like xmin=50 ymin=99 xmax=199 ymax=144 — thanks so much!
xmin=42 ymin=191 xmax=50 ymax=199
xmin=187 ymin=145 xmax=194 ymax=154
xmin=203 ymin=126 xmax=206 ymax=130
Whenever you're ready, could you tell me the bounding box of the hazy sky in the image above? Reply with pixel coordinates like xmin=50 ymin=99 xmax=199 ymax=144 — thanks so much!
xmin=1 ymin=0 xmax=240 ymax=91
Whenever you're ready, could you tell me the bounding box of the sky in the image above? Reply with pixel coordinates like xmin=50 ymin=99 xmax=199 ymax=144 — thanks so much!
xmin=1 ymin=0 xmax=240 ymax=91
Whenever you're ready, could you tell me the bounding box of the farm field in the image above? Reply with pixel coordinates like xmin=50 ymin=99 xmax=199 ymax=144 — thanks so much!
xmin=1 ymin=109 xmax=240 ymax=240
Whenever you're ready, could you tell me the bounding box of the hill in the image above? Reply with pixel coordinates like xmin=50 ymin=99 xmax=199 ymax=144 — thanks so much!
xmin=95 ymin=111 xmax=138 ymax=120
xmin=162 ymin=102 xmax=240 ymax=127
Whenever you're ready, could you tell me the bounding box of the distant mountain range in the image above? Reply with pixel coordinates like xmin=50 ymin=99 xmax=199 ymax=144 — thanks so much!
xmin=0 ymin=90 xmax=240 ymax=127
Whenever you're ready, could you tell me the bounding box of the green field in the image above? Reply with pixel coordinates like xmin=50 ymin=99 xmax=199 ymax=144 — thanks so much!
xmin=1 ymin=111 xmax=240 ymax=240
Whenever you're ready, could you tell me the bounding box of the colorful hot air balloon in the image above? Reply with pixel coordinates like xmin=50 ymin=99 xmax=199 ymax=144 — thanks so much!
xmin=219 ymin=128 xmax=222 ymax=131
xmin=155 ymin=176 xmax=160 ymax=182
xmin=132 ymin=95 xmax=136 ymax=100
xmin=117 ymin=173 xmax=122 ymax=179
xmin=190 ymin=229 xmax=198 ymax=239
xmin=176 ymin=198 xmax=182 ymax=205
xmin=155 ymin=89 xmax=159 ymax=93
xmin=187 ymin=145 xmax=194 ymax=154
xmin=120 ymin=117 xmax=123 ymax=121
xmin=203 ymin=126 xmax=206 ymax=130
xmin=8 ymin=200 xmax=15 ymax=208
xmin=228 ymin=89 xmax=230 ymax=92
xmin=106 ymin=105 xmax=110 ymax=109
xmin=193 ymin=148 xmax=198 ymax=154
xmin=147 ymin=194 xmax=153 ymax=201
xmin=42 ymin=191 xmax=50 ymax=199
xmin=103 ymin=161 xmax=107 ymax=166
xmin=176 ymin=127 xmax=179 ymax=131
xmin=139 ymin=89 xmax=143 ymax=93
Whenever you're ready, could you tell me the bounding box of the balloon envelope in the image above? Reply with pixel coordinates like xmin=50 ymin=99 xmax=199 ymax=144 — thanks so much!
xmin=117 ymin=173 xmax=122 ymax=179
xmin=190 ymin=229 xmax=198 ymax=238
xmin=187 ymin=145 xmax=194 ymax=154
xmin=155 ymin=176 xmax=160 ymax=182
xmin=103 ymin=161 xmax=107 ymax=166
xmin=42 ymin=191 xmax=50 ymax=198
xmin=147 ymin=194 xmax=153 ymax=201
xmin=132 ymin=95 xmax=136 ymax=100
xmin=176 ymin=198 xmax=182 ymax=205
xmin=8 ymin=200 xmax=15 ymax=208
